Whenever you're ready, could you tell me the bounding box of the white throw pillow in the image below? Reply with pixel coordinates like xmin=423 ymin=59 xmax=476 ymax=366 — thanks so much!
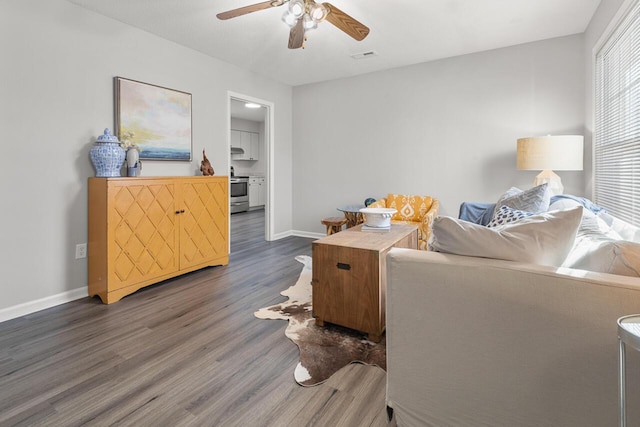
xmin=562 ymin=209 xmax=640 ymax=277
xmin=578 ymin=209 xmax=622 ymax=239
xmin=603 ymin=213 xmax=640 ymax=243
xmin=549 ymin=198 xmax=583 ymax=212
xmin=430 ymin=206 xmax=582 ymax=266
xmin=563 ymin=237 xmax=640 ymax=277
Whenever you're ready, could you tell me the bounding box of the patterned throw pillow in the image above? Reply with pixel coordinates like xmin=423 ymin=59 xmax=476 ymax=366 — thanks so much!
xmin=495 ymin=183 xmax=551 ymax=214
xmin=487 ymin=205 xmax=534 ymax=228
xmin=387 ymin=194 xmax=433 ymax=222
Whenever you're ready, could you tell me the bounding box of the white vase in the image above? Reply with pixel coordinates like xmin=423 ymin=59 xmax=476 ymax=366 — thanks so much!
xmin=126 ymin=148 xmax=140 ymax=177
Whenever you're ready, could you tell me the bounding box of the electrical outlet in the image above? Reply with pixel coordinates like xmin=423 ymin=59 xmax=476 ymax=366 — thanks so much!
xmin=75 ymin=243 xmax=87 ymax=259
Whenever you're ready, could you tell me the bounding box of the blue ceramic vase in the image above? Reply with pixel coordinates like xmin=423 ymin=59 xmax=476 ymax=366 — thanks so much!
xmin=90 ymin=128 xmax=125 ymax=177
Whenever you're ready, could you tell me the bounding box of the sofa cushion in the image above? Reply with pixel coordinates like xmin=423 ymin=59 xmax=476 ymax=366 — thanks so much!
xmin=487 ymin=205 xmax=534 ymax=228
xmin=430 ymin=206 xmax=582 ymax=266
xmin=387 ymin=194 xmax=433 ymax=222
xmin=562 ymin=210 xmax=640 ymax=277
xmin=495 ymin=183 xmax=551 ymax=214
xmin=563 ymin=237 xmax=640 ymax=277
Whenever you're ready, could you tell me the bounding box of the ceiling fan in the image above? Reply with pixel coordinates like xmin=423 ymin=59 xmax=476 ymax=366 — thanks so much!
xmin=217 ymin=0 xmax=370 ymax=49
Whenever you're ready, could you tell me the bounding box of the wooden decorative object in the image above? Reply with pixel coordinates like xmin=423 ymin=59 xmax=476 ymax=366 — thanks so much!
xmin=200 ymin=149 xmax=214 ymax=176
xmin=321 ymin=217 xmax=348 ymax=235
xmin=88 ymin=176 xmax=229 ymax=304
xmin=342 ymin=211 xmax=364 ymax=228
xmin=312 ymin=224 xmax=418 ymax=342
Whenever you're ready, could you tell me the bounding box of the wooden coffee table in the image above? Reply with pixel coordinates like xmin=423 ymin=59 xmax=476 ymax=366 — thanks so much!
xmin=312 ymin=224 xmax=418 ymax=342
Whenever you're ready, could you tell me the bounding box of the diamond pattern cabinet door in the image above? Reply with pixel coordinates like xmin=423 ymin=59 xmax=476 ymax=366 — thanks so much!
xmin=107 ymin=180 xmax=180 ymax=290
xmin=179 ymin=178 xmax=229 ymax=270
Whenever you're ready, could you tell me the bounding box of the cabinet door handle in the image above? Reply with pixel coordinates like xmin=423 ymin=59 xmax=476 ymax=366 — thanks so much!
xmin=337 ymin=262 xmax=351 ymax=271
xmin=180 ymin=209 xmax=185 ymax=213
xmin=175 ymin=210 xmax=181 ymax=214
xmin=175 ymin=209 xmax=186 ymax=214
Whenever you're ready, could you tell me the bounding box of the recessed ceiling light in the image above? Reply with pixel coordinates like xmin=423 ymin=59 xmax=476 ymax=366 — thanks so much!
xmin=245 ymin=103 xmax=261 ymax=109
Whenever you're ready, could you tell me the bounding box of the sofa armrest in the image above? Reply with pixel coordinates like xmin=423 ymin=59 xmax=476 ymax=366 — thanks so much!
xmin=418 ymin=198 xmax=439 ymax=246
xmin=386 ymin=249 xmax=640 ymax=427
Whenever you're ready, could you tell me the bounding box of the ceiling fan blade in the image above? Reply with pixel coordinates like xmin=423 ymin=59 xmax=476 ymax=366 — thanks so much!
xmin=217 ymin=0 xmax=284 ymax=20
xmin=288 ymin=18 xmax=305 ymax=49
xmin=323 ymin=2 xmax=370 ymax=41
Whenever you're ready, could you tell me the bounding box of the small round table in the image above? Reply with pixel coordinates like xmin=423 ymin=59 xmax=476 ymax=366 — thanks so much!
xmin=337 ymin=205 xmax=365 ymax=228
xmin=618 ymin=314 xmax=640 ymax=427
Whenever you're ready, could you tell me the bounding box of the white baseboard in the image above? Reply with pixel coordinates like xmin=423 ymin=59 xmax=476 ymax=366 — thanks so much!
xmin=292 ymin=230 xmax=325 ymax=239
xmin=0 ymin=287 xmax=88 ymax=324
xmin=271 ymin=230 xmax=294 ymax=240
xmin=270 ymin=230 xmax=324 ymax=240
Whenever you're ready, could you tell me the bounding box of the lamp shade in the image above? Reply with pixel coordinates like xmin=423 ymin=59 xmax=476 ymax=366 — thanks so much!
xmin=516 ymin=135 xmax=584 ymax=171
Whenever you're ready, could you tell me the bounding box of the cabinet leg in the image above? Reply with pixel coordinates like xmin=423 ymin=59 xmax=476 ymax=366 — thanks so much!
xmin=315 ymin=318 xmax=325 ymax=327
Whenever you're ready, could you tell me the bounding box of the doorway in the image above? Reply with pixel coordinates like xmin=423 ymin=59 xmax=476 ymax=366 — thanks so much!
xmin=227 ymin=92 xmax=274 ymax=247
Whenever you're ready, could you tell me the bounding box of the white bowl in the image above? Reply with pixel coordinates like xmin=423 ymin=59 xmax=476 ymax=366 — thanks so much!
xmin=359 ymin=207 xmax=397 ymax=228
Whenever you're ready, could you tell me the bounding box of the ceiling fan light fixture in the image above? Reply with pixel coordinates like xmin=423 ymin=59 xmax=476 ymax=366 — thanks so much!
xmin=303 ymin=13 xmax=317 ymax=31
xmin=217 ymin=0 xmax=369 ymax=49
xmin=309 ymin=3 xmax=328 ymax=22
xmin=281 ymin=10 xmax=298 ymax=27
xmin=288 ymin=0 xmax=305 ymax=18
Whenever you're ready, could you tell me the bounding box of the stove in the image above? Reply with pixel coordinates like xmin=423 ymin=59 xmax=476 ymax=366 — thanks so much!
xmin=230 ymin=175 xmax=249 ymax=213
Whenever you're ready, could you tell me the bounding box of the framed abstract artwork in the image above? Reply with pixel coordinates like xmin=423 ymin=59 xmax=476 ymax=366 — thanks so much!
xmin=115 ymin=77 xmax=192 ymax=161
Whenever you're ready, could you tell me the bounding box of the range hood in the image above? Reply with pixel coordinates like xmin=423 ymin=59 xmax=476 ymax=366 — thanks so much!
xmin=230 ymin=145 xmax=244 ymax=154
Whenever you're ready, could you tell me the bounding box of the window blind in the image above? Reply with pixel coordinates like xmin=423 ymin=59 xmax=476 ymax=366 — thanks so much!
xmin=594 ymin=0 xmax=640 ymax=226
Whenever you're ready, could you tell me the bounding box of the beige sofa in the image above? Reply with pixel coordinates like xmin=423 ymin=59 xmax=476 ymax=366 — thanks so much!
xmin=386 ymin=248 xmax=640 ymax=426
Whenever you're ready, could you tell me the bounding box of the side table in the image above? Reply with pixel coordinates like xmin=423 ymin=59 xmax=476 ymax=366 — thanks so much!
xmin=618 ymin=314 xmax=640 ymax=427
xmin=337 ymin=205 xmax=365 ymax=228
xmin=312 ymin=223 xmax=418 ymax=342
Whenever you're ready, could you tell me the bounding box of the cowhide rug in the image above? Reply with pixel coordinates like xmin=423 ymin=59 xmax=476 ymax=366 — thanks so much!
xmin=254 ymin=255 xmax=386 ymax=387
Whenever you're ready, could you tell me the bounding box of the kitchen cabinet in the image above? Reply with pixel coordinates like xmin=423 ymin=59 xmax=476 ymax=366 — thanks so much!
xmin=231 ymin=130 xmax=260 ymax=161
xmin=249 ymin=176 xmax=266 ymax=208
xmin=88 ymin=176 xmax=229 ymax=304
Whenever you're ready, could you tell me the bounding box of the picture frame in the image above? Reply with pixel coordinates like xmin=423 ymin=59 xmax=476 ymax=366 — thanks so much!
xmin=115 ymin=77 xmax=192 ymax=161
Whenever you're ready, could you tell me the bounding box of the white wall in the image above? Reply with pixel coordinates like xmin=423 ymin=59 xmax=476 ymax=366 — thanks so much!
xmin=292 ymin=35 xmax=585 ymax=235
xmin=0 ymin=0 xmax=293 ymax=318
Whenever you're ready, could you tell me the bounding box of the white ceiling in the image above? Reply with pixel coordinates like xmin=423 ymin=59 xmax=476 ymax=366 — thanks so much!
xmin=66 ymin=0 xmax=601 ymax=87
xmin=230 ymin=98 xmax=266 ymax=122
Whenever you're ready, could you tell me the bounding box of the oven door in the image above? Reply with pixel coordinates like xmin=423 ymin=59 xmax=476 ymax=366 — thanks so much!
xmin=230 ymin=180 xmax=248 ymax=198
xmin=230 ymin=179 xmax=249 ymax=213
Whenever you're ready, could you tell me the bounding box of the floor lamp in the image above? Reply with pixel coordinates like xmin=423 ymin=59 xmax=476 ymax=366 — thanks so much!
xmin=516 ymin=135 xmax=584 ymax=196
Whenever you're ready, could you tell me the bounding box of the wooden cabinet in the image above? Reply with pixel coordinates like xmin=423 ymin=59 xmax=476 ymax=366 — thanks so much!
xmin=231 ymin=129 xmax=260 ymax=161
xmin=248 ymin=176 xmax=265 ymax=208
xmin=88 ymin=176 xmax=229 ymax=304
xmin=312 ymin=224 xmax=418 ymax=342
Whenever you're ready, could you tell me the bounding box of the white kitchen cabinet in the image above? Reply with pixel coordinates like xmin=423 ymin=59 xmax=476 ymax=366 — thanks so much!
xmin=249 ymin=132 xmax=260 ymax=160
xmin=231 ymin=130 xmax=260 ymax=161
xmin=249 ymin=177 xmax=265 ymax=208
xmin=258 ymin=177 xmax=265 ymax=206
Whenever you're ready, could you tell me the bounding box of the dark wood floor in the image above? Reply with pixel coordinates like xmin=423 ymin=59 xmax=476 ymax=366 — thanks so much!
xmin=0 ymin=209 xmax=391 ymax=426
